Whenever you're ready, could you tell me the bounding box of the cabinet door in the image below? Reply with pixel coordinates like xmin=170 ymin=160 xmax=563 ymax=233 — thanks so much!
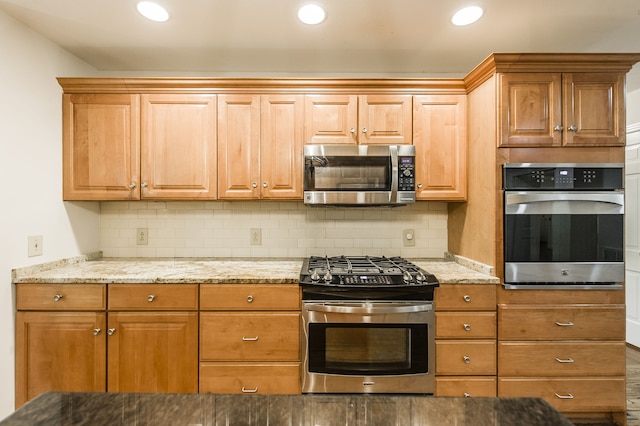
xmin=15 ymin=312 xmax=106 ymax=408
xmin=413 ymin=95 xmax=467 ymax=200
xmin=63 ymin=94 xmax=140 ymax=200
xmin=498 ymin=73 xmax=562 ymax=147
xmin=217 ymin=95 xmax=261 ymax=198
xmin=304 ymin=95 xmax=358 ymax=144
xmin=141 ymin=94 xmax=217 ymax=199
xmin=107 ymin=312 xmax=198 ymax=393
xmin=563 ymin=73 xmax=625 ymax=147
xmin=359 ymin=95 xmax=412 ymax=145
xmin=261 ymin=95 xmax=304 ymax=199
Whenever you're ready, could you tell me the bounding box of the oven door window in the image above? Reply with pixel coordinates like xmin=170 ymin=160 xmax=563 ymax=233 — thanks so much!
xmin=307 ymin=323 xmax=428 ymax=375
xmin=505 ymin=213 xmax=623 ymax=262
xmin=304 ymin=156 xmax=391 ymax=191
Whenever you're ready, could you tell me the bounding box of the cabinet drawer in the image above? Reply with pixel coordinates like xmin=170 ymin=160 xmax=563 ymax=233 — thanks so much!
xmin=16 ymin=284 xmax=106 ymax=310
xmin=498 ymin=305 xmax=625 ymax=340
xmin=108 ymin=284 xmax=198 ymax=310
xmin=200 ymin=284 xmax=300 ymax=310
xmin=199 ymin=362 xmax=300 ymax=394
xmin=498 ymin=377 xmax=626 ymax=412
xmin=200 ymin=312 xmax=300 ymax=361
xmin=499 ymin=342 xmax=626 ymax=376
xmin=434 ymin=285 xmax=496 ymax=311
xmin=435 ymin=312 xmax=496 ymax=338
xmin=435 ymin=376 xmax=497 ymax=397
xmin=435 ymin=340 xmax=496 ymax=375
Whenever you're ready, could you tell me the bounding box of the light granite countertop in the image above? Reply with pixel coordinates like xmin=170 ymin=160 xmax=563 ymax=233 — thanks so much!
xmin=12 ymin=253 xmax=500 ymax=285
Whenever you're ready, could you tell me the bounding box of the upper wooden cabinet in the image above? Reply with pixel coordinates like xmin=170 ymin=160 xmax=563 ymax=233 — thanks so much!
xmin=141 ymin=94 xmax=217 ymax=199
xmin=218 ymin=94 xmax=303 ymax=200
xmin=304 ymin=94 xmax=412 ymax=145
xmin=413 ymin=95 xmax=467 ymax=200
xmin=63 ymin=94 xmax=140 ymax=200
xmin=498 ymin=72 xmax=625 ymax=147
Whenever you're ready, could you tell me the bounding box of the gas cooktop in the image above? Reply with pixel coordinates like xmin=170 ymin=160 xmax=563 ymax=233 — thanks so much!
xmin=299 ymin=255 xmax=439 ymax=287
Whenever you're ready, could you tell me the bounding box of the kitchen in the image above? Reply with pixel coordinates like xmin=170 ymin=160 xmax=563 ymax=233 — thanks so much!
xmin=2 ymin=1 xmax=640 ymax=425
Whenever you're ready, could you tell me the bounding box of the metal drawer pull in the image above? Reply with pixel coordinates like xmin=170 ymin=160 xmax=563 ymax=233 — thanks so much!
xmin=554 ymin=393 xmax=574 ymax=400
xmin=53 ymin=294 xmax=63 ymax=302
xmin=463 ymin=295 xmax=471 ymax=303
xmin=555 ymin=357 xmax=574 ymax=363
xmin=242 ymin=336 xmax=259 ymax=341
xmin=147 ymin=295 xmax=155 ymax=302
xmin=247 ymin=295 xmax=253 ymax=303
xmin=555 ymin=321 xmax=574 ymax=327
xmin=463 ymin=323 xmax=471 ymax=331
xmin=241 ymin=387 xmax=258 ymax=393
xmin=463 ymin=356 xmax=471 ymax=364
xmin=107 ymin=328 xmax=116 ymax=336
xmin=92 ymin=328 xmax=101 ymax=336
xmin=463 ymin=393 xmax=471 ymax=398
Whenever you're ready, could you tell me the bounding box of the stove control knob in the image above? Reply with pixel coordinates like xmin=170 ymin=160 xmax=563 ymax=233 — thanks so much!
xmin=402 ymin=271 xmax=412 ymax=284
xmin=310 ymin=269 xmax=320 ymax=282
xmin=415 ymin=271 xmax=426 ymax=283
xmin=323 ymin=271 xmax=333 ymax=283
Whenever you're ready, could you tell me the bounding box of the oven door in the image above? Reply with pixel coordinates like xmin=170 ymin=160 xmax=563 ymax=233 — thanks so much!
xmin=301 ymin=301 xmax=434 ymax=394
xmin=504 ymin=191 xmax=624 ymax=287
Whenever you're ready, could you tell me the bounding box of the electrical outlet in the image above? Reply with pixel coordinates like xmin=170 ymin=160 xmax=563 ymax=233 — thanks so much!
xmin=136 ymin=228 xmax=149 ymax=245
xmin=250 ymin=228 xmax=262 ymax=245
xmin=28 ymin=235 xmax=43 ymax=257
xmin=402 ymin=229 xmax=415 ymax=247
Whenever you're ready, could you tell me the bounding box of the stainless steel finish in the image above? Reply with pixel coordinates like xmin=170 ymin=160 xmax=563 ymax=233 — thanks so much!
xmin=504 ymin=162 xmax=624 ymax=168
xmin=147 ymin=294 xmax=155 ymax=302
xmin=505 ymin=191 xmax=624 ymax=215
xmin=53 ymin=294 xmax=63 ymax=302
xmin=554 ymin=125 xmax=564 ymax=131
xmin=503 ymin=283 xmax=624 ymax=290
xmin=301 ymin=300 xmax=434 ymax=394
xmin=504 ymin=262 xmax=625 ymax=284
xmin=107 ymin=328 xmax=116 ymax=335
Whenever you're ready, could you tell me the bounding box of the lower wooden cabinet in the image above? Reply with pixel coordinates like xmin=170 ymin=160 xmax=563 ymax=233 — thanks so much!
xmin=199 ymin=363 xmax=300 ymax=394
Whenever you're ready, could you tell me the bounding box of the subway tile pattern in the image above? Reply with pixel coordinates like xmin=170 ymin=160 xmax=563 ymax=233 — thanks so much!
xmin=99 ymin=201 xmax=448 ymax=258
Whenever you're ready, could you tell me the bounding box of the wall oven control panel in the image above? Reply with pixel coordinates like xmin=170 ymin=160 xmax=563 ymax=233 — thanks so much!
xmin=503 ymin=163 xmax=623 ymax=190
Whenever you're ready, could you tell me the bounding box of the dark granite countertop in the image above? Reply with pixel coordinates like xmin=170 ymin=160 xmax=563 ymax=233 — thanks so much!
xmin=0 ymin=392 xmax=573 ymax=426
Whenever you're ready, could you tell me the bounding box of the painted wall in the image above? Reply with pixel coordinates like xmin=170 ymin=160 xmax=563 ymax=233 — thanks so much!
xmin=627 ymin=88 xmax=640 ymax=347
xmin=0 ymin=10 xmax=100 ymax=417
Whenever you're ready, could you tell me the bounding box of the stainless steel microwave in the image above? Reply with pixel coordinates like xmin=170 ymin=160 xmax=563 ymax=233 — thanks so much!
xmin=303 ymin=144 xmax=416 ymax=206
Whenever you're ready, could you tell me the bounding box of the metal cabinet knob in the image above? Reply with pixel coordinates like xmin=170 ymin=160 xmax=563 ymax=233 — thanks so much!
xmin=463 ymin=295 xmax=471 ymax=303
xmin=53 ymin=294 xmax=63 ymax=302
xmin=463 ymin=392 xmax=471 ymax=398
xmin=247 ymin=295 xmax=254 ymax=303
xmin=553 ymin=125 xmax=563 ymax=132
xmin=252 ymin=182 xmax=258 ymax=188
xmin=463 ymin=323 xmax=471 ymax=331
xmin=141 ymin=182 xmax=148 ymax=188
xmin=568 ymin=125 xmax=577 ymax=132
xmin=107 ymin=328 xmax=116 ymax=336
xmin=350 ymin=128 xmax=355 ymax=133
xmin=129 ymin=183 xmax=136 ymax=189
xmin=463 ymin=356 xmax=471 ymax=364
xmin=263 ymin=182 xmax=268 ymax=188
xmin=241 ymin=387 xmax=258 ymax=393
xmin=92 ymin=328 xmax=101 ymax=336
xmin=147 ymin=295 xmax=155 ymax=302
xmin=362 ymin=128 xmax=367 ymax=133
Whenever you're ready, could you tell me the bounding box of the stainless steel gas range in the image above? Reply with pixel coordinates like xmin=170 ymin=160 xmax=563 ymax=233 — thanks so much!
xmin=299 ymin=255 xmax=439 ymax=394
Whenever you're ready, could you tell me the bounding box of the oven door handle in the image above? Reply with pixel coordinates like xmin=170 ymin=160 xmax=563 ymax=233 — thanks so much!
xmin=304 ymin=303 xmax=433 ymax=314
xmin=505 ymin=191 xmax=624 ymax=214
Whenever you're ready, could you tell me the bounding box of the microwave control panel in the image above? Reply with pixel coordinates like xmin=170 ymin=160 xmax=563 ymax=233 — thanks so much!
xmin=398 ymin=157 xmax=415 ymax=191
xmin=503 ymin=164 xmax=623 ymax=190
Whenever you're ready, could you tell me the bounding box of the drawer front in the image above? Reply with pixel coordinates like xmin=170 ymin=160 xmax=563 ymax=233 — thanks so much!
xmin=435 ymin=340 xmax=496 ymax=375
xmin=108 ymin=284 xmax=198 ymax=310
xmin=434 ymin=285 xmax=496 ymax=311
xmin=498 ymin=305 xmax=625 ymax=340
xmin=498 ymin=377 xmax=626 ymax=412
xmin=435 ymin=312 xmax=496 ymax=338
xmin=499 ymin=342 xmax=626 ymax=376
xmin=16 ymin=284 xmax=106 ymax=310
xmin=199 ymin=362 xmax=300 ymax=394
xmin=200 ymin=284 xmax=300 ymax=310
xmin=200 ymin=312 xmax=300 ymax=361
xmin=435 ymin=376 xmax=497 ymax=397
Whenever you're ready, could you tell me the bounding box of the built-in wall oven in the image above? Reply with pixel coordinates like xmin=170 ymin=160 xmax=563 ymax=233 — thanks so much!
xmin=299 ymin=256 xmax=439 ymax=394
xmin=503 ymin=163 xmax=624 ymax=289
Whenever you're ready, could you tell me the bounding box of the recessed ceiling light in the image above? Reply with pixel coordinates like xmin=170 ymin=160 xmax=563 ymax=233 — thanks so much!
xmin=137 ymin=1 xmax=169 ymax=22
xmin=298 ymin=4 xmax=326 ymax=25
xmin=451 ymin=6 xmax=483 ymax=26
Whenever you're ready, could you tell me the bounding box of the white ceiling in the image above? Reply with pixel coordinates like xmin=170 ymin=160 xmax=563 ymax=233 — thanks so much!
xmin=2 ymin=0 xmax=640 ymax=88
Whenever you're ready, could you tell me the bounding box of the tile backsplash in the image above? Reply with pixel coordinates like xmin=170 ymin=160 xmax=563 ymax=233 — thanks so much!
xmin=100 ymin=201 xmax=448 ymax=258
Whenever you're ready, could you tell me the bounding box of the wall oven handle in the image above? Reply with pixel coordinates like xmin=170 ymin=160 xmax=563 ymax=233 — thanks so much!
xmin=304 ymin=302 xmax=433 ymax=314
xmin=505 ymin=191 xmax=624 ymax=214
